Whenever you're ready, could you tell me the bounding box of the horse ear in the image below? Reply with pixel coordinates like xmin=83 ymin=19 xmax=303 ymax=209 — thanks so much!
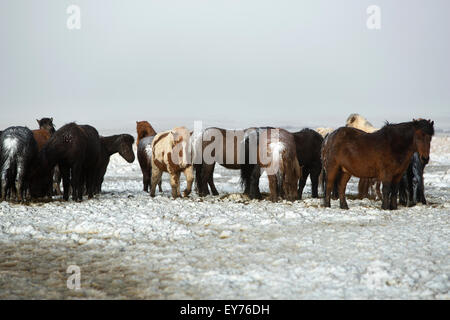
xmin=431 ymin=121 xmax=434 ymax=126
xmin=50 ymin=118 xmax=53 ymax=122
xmin=36 ymin=119 xmax=40 ymax=125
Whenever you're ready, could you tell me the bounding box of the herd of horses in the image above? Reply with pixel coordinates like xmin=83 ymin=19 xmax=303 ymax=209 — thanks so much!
xmin=0 ymin=114 xmax=434 ymax=210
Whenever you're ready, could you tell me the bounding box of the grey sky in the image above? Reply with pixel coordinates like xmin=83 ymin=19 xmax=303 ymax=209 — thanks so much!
xmin=1 ymin=0 xmax=449 ymax=134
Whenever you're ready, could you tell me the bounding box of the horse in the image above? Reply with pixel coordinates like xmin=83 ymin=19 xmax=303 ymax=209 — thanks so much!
xmin=193 ymin=127 xmax=255 ymax=197
xmin=136 ymin=121 xmax=157 ymax=148
xmin=94 ymin=134 xmax=135 ymax=194
xmin=321 ymin=119 xmax=434 ymax=210
xmin=137 ymin=135 xmax=162 ymax=193
xmin=346 ymin=113 xmax=378 ymax=133
xmin=0 ymin=127 xmax=38 ymax=202
xmin=150 ymin=127 xmax=193 ymax=199
xmin=399 ymin=151 xmax=427 ymax=207
xmin=292 ymin=128 xmax=323 ymax=199
xmin=32 ymin=118 xmax=56 ymax=151
xmin=315 ymin=127 xmax=335 ymax=138
xmin=31 ymin=123 xmax=101 ymax=201
xmin=36 ymin=118 xmax=56 ymax=134
xmin=240 ymin=128 xmax=301 ymax=202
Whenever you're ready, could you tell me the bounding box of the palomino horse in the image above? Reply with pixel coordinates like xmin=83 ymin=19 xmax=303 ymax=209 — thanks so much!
xmin=293 ymin=128 xmax=323 ymax=199
xmin=95 ymin=134 xmax=135 ymax=194
xmin=241 ymin=128 xmax=301 ymax=202
xmin=150 ymin=127 xmax=193 ymax=199
xmin=322 ymin=119 xmax=434 ymax=210
xmin=136 ymin=121 xmax=157 ymax=148
xmin=0 ymin=127 xmax=38 ymax=202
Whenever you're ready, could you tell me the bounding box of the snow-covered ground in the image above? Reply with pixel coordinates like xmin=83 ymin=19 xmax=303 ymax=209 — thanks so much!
xmin=0 ymin=136 xmax=449 ymax=299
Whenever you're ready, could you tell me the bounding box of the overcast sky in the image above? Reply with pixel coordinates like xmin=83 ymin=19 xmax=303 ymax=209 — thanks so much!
xmin=1 ymin=0 xmax=449 ymax=134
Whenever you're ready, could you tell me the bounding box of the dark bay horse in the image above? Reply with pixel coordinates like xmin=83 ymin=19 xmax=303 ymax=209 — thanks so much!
xmin=292 ymin=128 xmax=323 ymax=199
xmin=322 ymin=119 xmax=434 ymax=210
xmin=0 ymin=127 xmax=38 ymax=202
xmin=95 ymin=134 xmax=135 ymax=193
xmin=31 ymin=123 xmax=101 ymax=201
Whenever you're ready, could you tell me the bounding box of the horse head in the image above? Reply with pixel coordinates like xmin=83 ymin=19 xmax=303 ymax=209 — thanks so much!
xmin=117 ymin=134 xmax=135 ymax=163
xmin=412 ymin=119 xmax=434 ymax=164
xmin=346 ymin=113 xmax=377 ymax=133
xmin=37 ymin=118 xmax=56 ymax=135
xmin=169 ymin=127 xmax=191 ymax=167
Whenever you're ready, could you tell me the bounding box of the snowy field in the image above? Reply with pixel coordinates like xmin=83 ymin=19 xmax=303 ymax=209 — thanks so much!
xmin=0 ymin=135 xmax=449 ymax=300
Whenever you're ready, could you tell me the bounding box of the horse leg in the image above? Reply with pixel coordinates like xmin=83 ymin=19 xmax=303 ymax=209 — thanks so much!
xmin=208 ymin=174 xmax=219 ymax=196
xmin=53 ymin=166 xmax=62 ymax=195
xmin=158 ymin=178 xmax=163 ymax=192
xmin=15 ymin=162 xmax=25 ymax=202
xmin=208 ymin=163 xmax=219 ymax=196
xmin=419 ymin=174 xmax=427 ymax=205
xmin=249 ymin=165 xmax=262 ymax=200
xmin=143 ymin=166 xmax=150 ymax=192
xmin=398 ymin=174 xmax=407 ymax=206
xmin=183 ymin=166 xmax=194 ymax=197
xmin=71 ymin=164 xmax=83 ymax=202
xmin=268 ymin=174 xmax=278 ymax=202
xmin=310 ymin=167 xmax=320 ymax=199
xmin=323 ymin=166 xmax=338 ymax=208
xmin=381 ymin=181 xmax=392 ymax=210
xmin=60 ymin=165 xmax=70 ymax=201
xmin=389 ymin=180 xmax=400 ymax=210
xmin=297 ymin=167 xmax=308 ymax=200
xmin=331 ymin=170 xmax=340 ymax=200
xmin=169 ymin=171 xmax=181 ymax=199
xmin=1 ymin=164 xmax=9 ymax=202
xmin=200 ymin=164 xmax=214 ymax=196
xmin=150 ymin=167 xmax=163 ymax=197
xmin=338 ymin=172 xmax=351 ymax=210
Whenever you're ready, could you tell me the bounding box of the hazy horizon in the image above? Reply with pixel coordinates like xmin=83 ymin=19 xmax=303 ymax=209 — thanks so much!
xmin=1 ymin=0 xmax=449 ymax=135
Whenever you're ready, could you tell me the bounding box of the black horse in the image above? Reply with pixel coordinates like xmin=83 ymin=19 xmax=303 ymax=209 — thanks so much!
xmin=399 ymin=152 xmax=427 ymax=206
xmin=95 ymin=134 xmax=135 ymax=194
xmin=293 ymin=128 xmax=323 ymax=199
xmin=31 ymin=123 xmax=101 ymax=201
xmin=0 ymin=127 xmax=38 ymax=202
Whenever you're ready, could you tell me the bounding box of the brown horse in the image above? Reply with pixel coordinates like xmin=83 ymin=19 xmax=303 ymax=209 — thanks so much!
xmin=193 ymin=127 xmax=253 ymax=197
xmin=322 ymin=120 xmax=434 ymax=210
xmin=136 ymin=121 xmax=157 ymax=148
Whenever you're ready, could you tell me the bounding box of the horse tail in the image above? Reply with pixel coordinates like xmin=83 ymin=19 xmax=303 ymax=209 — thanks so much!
xmin=319 ymin=167 xmax=326 ymax=197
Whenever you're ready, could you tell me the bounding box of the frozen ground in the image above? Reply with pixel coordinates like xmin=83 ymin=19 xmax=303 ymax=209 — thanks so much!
xmin=0 ymin=136 xmax=449 ymax=299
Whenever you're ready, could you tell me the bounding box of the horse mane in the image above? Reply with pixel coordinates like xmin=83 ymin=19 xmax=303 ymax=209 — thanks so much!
xmin=380 ymin=120 xmax=435 ymax=136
